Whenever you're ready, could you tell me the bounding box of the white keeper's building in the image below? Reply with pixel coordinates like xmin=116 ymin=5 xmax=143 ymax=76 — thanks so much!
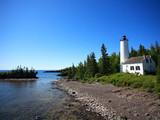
xmin=120 ymin=35 xmax=156 ymax=75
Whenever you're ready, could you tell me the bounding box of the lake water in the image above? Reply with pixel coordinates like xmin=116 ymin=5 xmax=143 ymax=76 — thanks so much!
xmin=0 ymin=70 xmax=104 ymax=120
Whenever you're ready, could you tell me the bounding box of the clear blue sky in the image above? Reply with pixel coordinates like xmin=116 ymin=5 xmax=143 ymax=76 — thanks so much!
xmin=0 ymin=0 xmax=160 ymax=70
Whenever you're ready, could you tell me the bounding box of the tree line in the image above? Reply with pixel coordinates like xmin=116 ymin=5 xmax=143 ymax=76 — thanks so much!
xmin=130 ymin=41 xmax=160 ymax=66
xmin=0 ymin=66 xmax=38 ymax=78
xmin=61 ymin=41 xmax=160 ymax=81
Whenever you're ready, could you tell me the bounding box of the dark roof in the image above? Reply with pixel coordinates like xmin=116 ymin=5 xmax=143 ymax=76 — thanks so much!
xmin=123 ymin=56 xmax=144 ymax=64
xmin=120 ymin=35 xmax=128 ymax=41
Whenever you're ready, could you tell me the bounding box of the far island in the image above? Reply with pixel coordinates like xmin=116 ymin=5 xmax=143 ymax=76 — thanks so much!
xmin=43 ymin=70 xmax=61 ymax=73
xmin=0 ymin=66 xmax=38 ymax=80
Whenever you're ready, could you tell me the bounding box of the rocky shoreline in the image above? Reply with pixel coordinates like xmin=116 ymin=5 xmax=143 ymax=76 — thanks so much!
xmin=52 ymin=78 xmax=160 ymax=120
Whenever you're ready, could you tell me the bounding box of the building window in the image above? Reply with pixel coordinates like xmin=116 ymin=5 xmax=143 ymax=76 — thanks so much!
xmin=130 ymin=66 xmax=134 ymax=70
xmin=136 ymin=66 xmax=140 ymax=70
xmin=150 ymin=59 xmax=152 ymax=63
xmin=146 ymin=59 xmax=148 ymax=63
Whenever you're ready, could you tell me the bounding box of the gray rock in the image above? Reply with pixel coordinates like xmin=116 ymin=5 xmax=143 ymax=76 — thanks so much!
xmin=112 ymin=89 xmax=121 ymax=93
xmin=120 ymin=116 xmax=128 ymax=120
xmin=134 ymin=113 xmax=139 ymax=117
xmin=126 ymin=94 xmax=132 ymax=97
xmin=145 ymin=113 xmax=150 ymax=116
xmin=72 ymin=91 xmax=76 ymax=94
xmin=117 ymin=116 xmax=128 ymax=120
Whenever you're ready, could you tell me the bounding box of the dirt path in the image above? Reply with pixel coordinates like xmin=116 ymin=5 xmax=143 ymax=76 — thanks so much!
xmin=52 ymin=79 xmax=160 ymax=120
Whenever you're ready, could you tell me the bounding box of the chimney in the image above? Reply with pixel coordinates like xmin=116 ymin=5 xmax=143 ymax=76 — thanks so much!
xmin=143 ymin=55 xmax=146 ymax=59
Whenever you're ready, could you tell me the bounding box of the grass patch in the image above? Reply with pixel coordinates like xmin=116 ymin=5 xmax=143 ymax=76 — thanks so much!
xmin=94 ymin=73 xmax=159 ymax=97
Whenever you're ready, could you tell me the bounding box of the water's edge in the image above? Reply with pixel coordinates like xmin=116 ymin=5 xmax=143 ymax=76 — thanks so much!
xmin=0 ymin=70 xmax=104 ymax=120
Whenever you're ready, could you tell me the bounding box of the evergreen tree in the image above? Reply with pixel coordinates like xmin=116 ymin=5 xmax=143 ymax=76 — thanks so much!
xmin=71 ymin=64 xmax=76 ymax=78
xmin=90 ymin=52 xmax=98 ymax=77
xmin=138 ymin=44 xmax=146 ymax=56
xmin=145 ymin=49 xmax=150 ymax=55
xmin=98 ymin=58 xmax=102 ymax=72
xmin=100 ymin=43 xmax=109 ymax=75
xmin=85 ymin=53 xmax=98 ymax=78
xmin=108 ymin=52 xmax=120 ymax=74
xmin=149 ymin=42 xmax=160 ymax=66
xmin=130 ymin=47 xmax=137 ymax=57
xmin=84 ymin=60 xmax=87 ymax=71
xmin=150 ymin=44 xmax=156 ymax=58
xmin=109 ymin=52 xmax=116 ymax=73
xmin=75 ymin=62 xmax=84 ymax=80
xmin=86 ymin=55 xmax=92 ymax=78
xmin=115 ymin=54 xmax=120 ymax=73
xmin=68 ymin=67 xmax=72 ymax=79
xmin=157 ymin=55 xmax=160 ymax=83
xmin=155 ymin=41 xmax=160 ymax=55
xmin=154 ymin=41 xmax=160 ymax=66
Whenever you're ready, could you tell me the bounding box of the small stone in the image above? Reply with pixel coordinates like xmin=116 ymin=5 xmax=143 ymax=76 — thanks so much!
xmin=145 ymin=113 xmax=150 ymax=116
xmin=112 ymin=89 xmax=121 ymax=93
xmin=72 ymin=91 xmax=76 ymax=94
xmin=120 ymin=116 xmax=128 ymax=120
xmin=143 ymin=94 xmax=147 ymax=97
xmin=134 ymin=113 xmax=139 ymax=117
xmin=126 ymin=94 xmax=132 ymax=97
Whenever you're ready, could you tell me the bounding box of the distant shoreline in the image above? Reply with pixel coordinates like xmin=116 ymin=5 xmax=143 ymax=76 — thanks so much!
xmin=43 ymin=70 xmax=61 ymax=73
xmin=0 ymin=78 xmax=38 ymax=81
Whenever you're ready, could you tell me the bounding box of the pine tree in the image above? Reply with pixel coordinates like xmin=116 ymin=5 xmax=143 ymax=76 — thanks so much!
xmin=130 ymin=47 xmax=138 ymax=57
xmin=155 ymin=41 xmax=160 ymax=55
xmin=84 ymin=60 xmax=87 ymax=72
xmin=130 ymin=47 xmax=134 ymax=57
xmin=154 ymin=41 xmax=160 ymax=66
xmin=85 ymin=53 xmax=98 ymax=78
xmin=68 ymin=67 xmax=72 ymax=79
xmin=115 ymin=54 xmax=120 ymax=73
xmin=75 ymin=62 xmax=84 ymax=80
xmin=138 ymin=44 xmax=146 ymax=56
xmin=100 ymin=43 xmax=109 ymax=75
xmin=90 ymin=52 xmax=98 ymax=77
xmin=150 ymin=41 xmax=160 ymax=66
xmin=86 ymin=55 xmax=92 ymax=78
xmin=71 ymin=64 xmax=76 ymax=78
xmin=109 ymin=52 xmax=116 ymax=73
xmin=157 ymin=55 xmax=160 ymax=83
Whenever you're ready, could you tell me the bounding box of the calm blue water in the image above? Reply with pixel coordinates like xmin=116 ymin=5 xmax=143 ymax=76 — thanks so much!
xmin=0 ymin=70 xmax=65 ymax=119
xmin=0 ymin=70 xmax=103 ymax=120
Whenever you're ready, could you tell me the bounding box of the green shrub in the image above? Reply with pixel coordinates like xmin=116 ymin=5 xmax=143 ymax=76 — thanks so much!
xmin=111 ymin=79 xmax=116 ymax=86
xmin=157 ymin=92 xmax=160 ymax=99
xmin=155 ymin=84 xmax=160 ymax=93
xmin=95 ymin=73 xmax=103 ymax=78
xmin=87 ymin=78 xmax=95 ymax=84
xmin=116 ymin=81 xmax=123 ymax=87
xmin=142 ymin=80 xmax=155 ymax=92
xmin=88 ymin=73 xmax=158 ymax=97
xmin=131 ymin=81 xmax=143 ymax=88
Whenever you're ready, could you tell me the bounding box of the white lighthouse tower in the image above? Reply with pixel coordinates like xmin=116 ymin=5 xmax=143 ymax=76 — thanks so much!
xmin=120 ymin=35 xmax=129 ymax=72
